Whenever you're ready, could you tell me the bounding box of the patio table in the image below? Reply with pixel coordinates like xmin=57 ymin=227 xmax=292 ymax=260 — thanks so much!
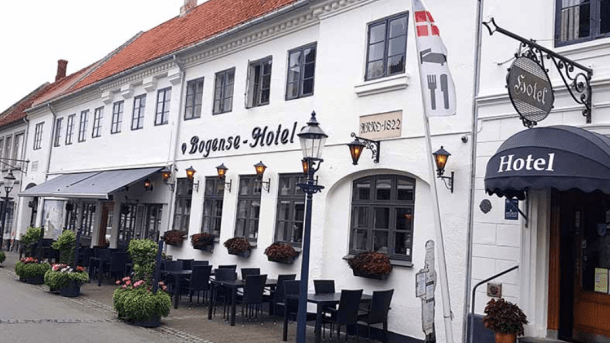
xmin=208 ymin=278 xmax=278 ymax=326
xmin=162 ymin=270 xmax=192 ymax=309
xmin=284 ymin=292 xmax=372 ymax=343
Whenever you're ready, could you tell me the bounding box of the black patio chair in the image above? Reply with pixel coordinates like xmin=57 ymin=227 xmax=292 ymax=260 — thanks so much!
xmin=265 ymin=274 xmax=296 ymax=317
xmin=186 ymin=265 xmax=213 ymax=305
xmin=324 ymin=289 xmax=363 ymax=342
xmin=240 ymin=268 xmax=260 ymax=279
xmin=314 ymin=279 xmax=336 ymax=336
xmin=177 ymin=258 xmax=194 ymax=270
xmin=213 ymin=268 xmax=237 ymax=319
xmin=191 ymin=260 xmax=209 ymax=267
xmin=109 ymin=252 xmax=129 ymax=282
xmin=162 ymin=260 xmax=184 ymax=286
xmin=357 ymin=289 xmax=394 ymax=343
xmin=238 ymin=274 xmax=268 ymax=325
xmin=218 ymin=264 xmax=237 ymax=271
xmin=282 ymin=280 xmax=317 ymax=341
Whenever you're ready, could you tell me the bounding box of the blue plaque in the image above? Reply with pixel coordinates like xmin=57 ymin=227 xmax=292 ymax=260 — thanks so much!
xmin=505 ymin=199 xmax=519 ymax=220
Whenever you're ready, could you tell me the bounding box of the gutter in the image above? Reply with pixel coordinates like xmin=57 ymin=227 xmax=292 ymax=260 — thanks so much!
xmin=45 ymin=104 xmax=58 ymax=181
xmin=463 ymin=0 xmax=485 ymax=342
xmin=27 ymin=0 xmax=311 ymax=112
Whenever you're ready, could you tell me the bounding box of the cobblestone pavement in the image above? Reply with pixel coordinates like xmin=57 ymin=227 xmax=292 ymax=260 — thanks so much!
xmin=0 ymin=252 xmax=379 ymax=343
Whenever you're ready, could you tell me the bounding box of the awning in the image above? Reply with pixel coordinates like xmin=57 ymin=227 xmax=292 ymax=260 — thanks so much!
xmin=485 ymin=126 xmax=610 ymax=200
xmin=20 ymin=167 xmax=162 ymax=199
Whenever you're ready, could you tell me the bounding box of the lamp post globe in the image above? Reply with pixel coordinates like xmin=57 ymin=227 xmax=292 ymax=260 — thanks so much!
xmin=297 ymin=111 xmax=328 ymax=162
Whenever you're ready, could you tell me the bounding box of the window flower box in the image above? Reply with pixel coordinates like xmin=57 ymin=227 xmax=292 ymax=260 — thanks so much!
xmin=347 ymin=251 xmax=392 ymax=280
xmin=191 ymin=233 xmax=214 ymax=252
xmin=264 ymin=242 xmax=299 ymax=264
xmin=163 ymin=230 xmax=187 ymax=247
xmin=224 ymin=237 xmax=252 ymax=258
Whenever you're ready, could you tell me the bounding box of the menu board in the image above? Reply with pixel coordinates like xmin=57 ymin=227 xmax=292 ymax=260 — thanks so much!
xmin=595 ymin=268 xmax=608 ymax=293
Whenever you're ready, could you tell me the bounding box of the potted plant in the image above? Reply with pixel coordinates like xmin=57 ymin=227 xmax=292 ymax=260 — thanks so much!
xmin=264 ymin=242 xmax=299 ymax=264
xmin=44 ymin=264 xmax=89 ymax=297
xmin=163 ymin=230 xmax=187 ymax=247
xmin=113 ymin=239 xmax=171 ymax=327
xmin=347 ymin=251 xmax=392 ymax=280
xmin=0 ymin=251 xmax=5 ymax=266
xmin=20 ymin=227 xmax=43 ymax=257
xmin=224 ymin=237 xmax=252 ymax=257
xmin=15 ymin=257 xmax=51 ymax=284
xmin=483 ymin=298 xmax=528 ymax=343
xmin=191 ymin=232 xmax=214 ymax=251
xmin=51 ymin=230 xmax=76 ymax=265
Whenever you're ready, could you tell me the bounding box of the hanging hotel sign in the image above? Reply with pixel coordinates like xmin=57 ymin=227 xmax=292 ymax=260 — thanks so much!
xmin=507 ymin=56 xmax=554 ymax=127
xmin=358 ymin=111 xmax=402 ymax=140
xmin=181 ymin=121 xmax=299 ymax=158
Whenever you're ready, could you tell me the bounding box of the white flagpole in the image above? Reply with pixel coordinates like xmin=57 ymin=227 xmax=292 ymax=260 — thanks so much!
xmin=414 ymin=11 xmax=455 ymax=343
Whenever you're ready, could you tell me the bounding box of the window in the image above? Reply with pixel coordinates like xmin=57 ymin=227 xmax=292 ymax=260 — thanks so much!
xmin=53 ymin=118 xmax=63 ymax=147
xmin=173 ymin=179 xmax=193 ymax=231
xmin=33 ymin=122 xmax=44 ymax=150
xmin=275 ymin=174 xmax=306 ymax=245
xmin=111 ymin=101 xmax=124 ymax=134
xmin=349 ymin=175 xmax=415 ymax=261
xmin=131 ymin=94 xmax=146 ymax=130
xmin=235 ymin=175 xmax=262 ymax=241
xmin=202 ymin=177 xmax=225 ymax=236
xmin=365 ymin=13 xmax=408 ymax=81
xmin=65 ymin=114 xmax=75 ymax=144
xmin=286 ymin=44 xmax=316 ymax=100
xmin=246 ymin=58 xmax=272 ymax=108
xmin=4 ymin=136 xmax=11 ymax=161
xmin=556 ymin=0 xmax=610 ymax=46
xmin=0 ymin=139 xmax=4 ymax=159
xmin=155 ymin=88 xmax=171 ymax=125
xmin=80 ymin=202 xmax=95 ymax=238
xmin=92 ymin=107 xmax=103 ymax=138
xmin=185 ymin=78 xmax=204 ymax=120
xmin=12 ymin=133 xmax=23 ymax=169
xmin=118 ymin=203 xmax=137 ymax=244
xmin=78 ymin=110 xmax=88 ymax=142
xmin=212 ymin=68 xmax=235 ymax=115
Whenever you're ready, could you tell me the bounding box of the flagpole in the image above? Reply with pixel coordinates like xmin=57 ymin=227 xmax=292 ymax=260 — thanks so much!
xmin=414 ymin=11 xmax=455 ymax=343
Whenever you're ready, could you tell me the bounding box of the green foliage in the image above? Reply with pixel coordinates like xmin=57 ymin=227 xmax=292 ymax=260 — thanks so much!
xmin=44 ymin=267 xmax=89 ymax=289
xmin=15 ymin=260 xmax=51 ymax=279
xmin=21 ymin=227 xmax=43 ymax=256
xmin=483 ymin=298 xmax=528 ymax=336
xmin=0 ymin=251 xmax=5 ymax=263
xmin=52 ymin=230 xmax=76 ymax=265
xmin=128 ymin=239 xmax=158 ymax=283
xmin=113 ymin=279 xmax=171 ymax=321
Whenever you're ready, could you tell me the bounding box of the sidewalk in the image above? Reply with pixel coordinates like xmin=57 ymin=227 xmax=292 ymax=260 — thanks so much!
xmin=1 ymin=251 xmax=379 ymax=343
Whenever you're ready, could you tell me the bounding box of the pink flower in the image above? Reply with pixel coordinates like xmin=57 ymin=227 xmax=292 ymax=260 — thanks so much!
xmin=115 ymin=280 xmax=121 ymax=285
xmin=122 ymin=285 xmax=127 ymax=289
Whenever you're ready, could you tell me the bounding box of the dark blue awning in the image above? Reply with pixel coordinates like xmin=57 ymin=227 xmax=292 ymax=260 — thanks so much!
xmin=485 ymin=126 xmax=610 ymax=200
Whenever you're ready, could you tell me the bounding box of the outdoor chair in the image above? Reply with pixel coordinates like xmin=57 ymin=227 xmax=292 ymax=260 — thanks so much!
xmin=218 ymin=264 xmax=237 ymax=272
xmin=162 ymin=260 xmax=184 ymax=286
xmin=213 ymin=268 xmax=237 ymax=319
xmin=357 ymin=289 xmax=394 ymax=343
xmin=191 ymin=260 xmax=209 ymax=267
xmin=186 ymin=265 xmax=213 ymax=305
xmin=282 ymin=280 xmax=317 ymax=341
xmin=237 ymin=274 xmax=268 ymax=325
xmin=177 ymin=258 xmax=194 ymax=270
xmin=89 ymin=248 xmax=112 ymax=282
xmin=324 ymin=289 xmax=363 ymax=342
xmin=240 ymin=268 xmax=260 ymax=279
xmin=314 ymin=279 xmax=336 ymax=336
xmin=108 ymin=252 xmax=129 ymax=282
xmin=265 ymin=274 xmax=296 ymax=317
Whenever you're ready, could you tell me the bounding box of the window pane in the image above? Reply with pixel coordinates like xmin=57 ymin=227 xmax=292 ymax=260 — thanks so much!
xmin=376 ymin=179 xmax=392 ymax=200
xmin=263 ymin=61 xmax=272 ymax=75
xmin=250 ymin=200 xmax=260 ymax=219
xmin=224 ymin=98 xmax=233 ymax=112
xmin=279 ymin=177 xmax=292 ymax=196
xmin=214 ymin=200 xmax=223 ymax=216
xmin=294 ymin=176 xmax=306 ymax=194
xmin=388 ymin=37 xmax=406 ymax=57
xmin=397 ymin=179 xmax=414 ymax=201
xmin=369 ymin=23 xmax=386 ymax=44
xmin=215 ymin=180 xmax=224 ymax=195
xmin=227 ymin=70 xmax=234 ymax=85
xmin=224 ymin=84 xmax=234 ymax=97
xmin=239 ymin=178 xmax=251 ymax=195
xmin=368 ymin=42 xmax=385 ymax=62
xmin=202 ymin=217 xmax=211 ymax=232
xmin=304 ymin=63 xmax=315 ymax=79
xmin=304 ymin=47 xmax=316 ymax=63
xmin=236 ymin=219 xmax=246 ymax=237
xmin=394 ymin=231 xmax=410 ymax=256
xmin=261 ymin=89 xmax=270 ymax=104
xmin=387 ymin=55 xmax=405 ymax=75
xmin=396 ymin=208 xmax=413 ymax=231
xmin=287 ymin=83 xmax=298 ymax=99
xmin=366 ymin=61 xmax=384 ymax=80
xmin=205 ymin=179 xmax=214 ymax=195
xmin=203 ymin=201 xmax=212 ymax=216
xmin=601 ymin=0 xmax=610 ymax=34
xmin=352 ymin=206 xmax=369 ymax=228
xmin=303 ymin=79 xmax=314 ymax=96
xmin=374 ymin=207 xmax=390 ymax=229
xmin=389 ymin=16 xmax=407 ymax=38
xmin=374 ymin=230 xmax=389 ymax=253
xmin=247 ymin=220 xmax=258 ymax=239
xmin=352 ymin=230 xmax=368 ymax=251
xmin=278 ymin=201 xmax=291 ymax=220
xmin=276 ymin=221 xmax=288 ymax=241
xmin=354 ymin=181 xmax=371 ymax=200
xmin=237 ymin=200 xmax=247 ymax=218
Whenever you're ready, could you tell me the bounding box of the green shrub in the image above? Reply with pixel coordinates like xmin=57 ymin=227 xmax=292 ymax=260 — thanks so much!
xmin=44 ymin=264 xmax=89 ymax=289
xmin=21 ymin=227 xmax=43 ymax=256
xmin=128 ymin=239 xmax=158 ymax=283
xmin=113 ymin=277 xmax=171 ymax=321
xmin=15 ymin=258 xmax=51 ymax=279
xmin=0 ymin=251 xmax=5 ymax=263
xmin=52 ymin=230 xmax=76 ymax=265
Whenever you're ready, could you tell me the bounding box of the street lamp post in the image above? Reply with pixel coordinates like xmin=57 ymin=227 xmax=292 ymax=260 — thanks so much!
xmin=295 ymin=112 xmax=327 ymax=343
xmin=0 ymin=170 xmax=16 ymax=251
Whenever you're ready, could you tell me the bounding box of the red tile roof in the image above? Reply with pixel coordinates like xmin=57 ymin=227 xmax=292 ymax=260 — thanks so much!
xmin=31 ymin=64 xmax=99 ymax=108
xmin=72 ymin=0 xmax=299 ymax=91
xmin=0 ymin=83 xmax=51 ymax=127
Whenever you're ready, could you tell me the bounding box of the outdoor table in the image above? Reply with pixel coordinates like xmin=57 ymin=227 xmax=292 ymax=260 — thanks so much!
xmin=284 ymin=292 xmax=372 ymax=343
xmin=162 ymin=270 xmax=192 ymax=309
xmin=207 ymin=278 xmax=278 ymax=326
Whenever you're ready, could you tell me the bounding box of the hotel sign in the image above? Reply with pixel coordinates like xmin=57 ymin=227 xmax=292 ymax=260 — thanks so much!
xmin=358 ymin=111 xmax=402 ymax=140
xmin=507 ymin=56 xmax=554 ymax=127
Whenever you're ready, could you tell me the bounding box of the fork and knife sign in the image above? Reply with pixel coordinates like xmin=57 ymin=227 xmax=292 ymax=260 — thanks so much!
xmin=419 ymin=48 xmax=450 ymax=110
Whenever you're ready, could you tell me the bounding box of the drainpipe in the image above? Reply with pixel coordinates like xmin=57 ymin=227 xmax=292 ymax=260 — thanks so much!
xmin=165 ymin=55 xmax=186 ymax=234
xmin=45 ymin=104 xmax=57 ymax=182
xmin=463 ymin=0 xmax=485 ymax=342
xmin=20 ymin=116 xmax=30 ymax=188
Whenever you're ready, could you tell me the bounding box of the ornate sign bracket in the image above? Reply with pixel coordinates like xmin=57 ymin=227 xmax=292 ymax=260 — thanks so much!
xmin=484 ymin=18 xmax=593 ymax=123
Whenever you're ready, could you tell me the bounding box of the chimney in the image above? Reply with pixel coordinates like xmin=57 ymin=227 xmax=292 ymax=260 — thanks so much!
xmin=55 ymin=59 xmax=68 ymax=82
xmin=180 ymin=0 xmax=197 ymax=17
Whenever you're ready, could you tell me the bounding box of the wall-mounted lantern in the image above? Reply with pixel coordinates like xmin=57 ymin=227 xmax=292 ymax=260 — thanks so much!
xmin=216 ymin=163 xmax=232 ymax=192
xmin=186 ymin=166 xmax=200 ymax=192
xmin=254 ymin=161 xmax=270 ymax=192
xmin=347 ymin=132 xmax=380 ymax=165
xmin=433 ymin=146 xmax=454 ymax=193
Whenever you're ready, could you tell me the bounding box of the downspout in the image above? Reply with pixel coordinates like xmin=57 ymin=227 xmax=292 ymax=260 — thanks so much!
xmin=45 ymin=104 xmax=57 ymax=182
xmin=165 ymin=55 xmax=187 ymax=234
xmin=463 ymin=0 xmax=485 ymax=342
xmin=20 ymin=116 xmax=30 ymax=188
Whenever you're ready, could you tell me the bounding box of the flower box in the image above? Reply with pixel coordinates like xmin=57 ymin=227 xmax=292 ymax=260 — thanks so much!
xmin=347 ymin=252 xmax=392 ymax=280
xmin=133 ymin=315 xmax=161 ymax=328
xmin=229 ymin=250 xmax=251 ymax=258
xmin=268 ymin=256 xmax=296 ymax=264
xmin=193 ymin=244 xmax=214 ymax=252
xmin=352 ymin=269 xmax=389 ymax=280
xmin=224 ymin=237 xmax=252 ymax=257
xmin=60 ymin=281 xmax=81 ymax=297
xmin=163 ymin=230 xmax=187 ymax=247
xmin=191 ymin=233 xmax=214 ymax=252
xmin=264 ymin=242 xmax=299 ymax=264
xmin=26 ymin=275 xmax=45 ymax=285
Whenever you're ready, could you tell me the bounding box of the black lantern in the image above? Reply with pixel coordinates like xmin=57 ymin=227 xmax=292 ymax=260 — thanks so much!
xmin=301 ymin=159 xmax=309 ymax=175
xmin=346 ymin=132 xmax=380 ymax=165
xmin=185 ymin=166 xmax=199 ymax=192
xmin=253 ymin=161 xmax=270 ymax=192
xmin=216 ymin=163 xmax=232 ymax=192
xmin=432 ymin=146 xmax=454 ymax=193
xmin=143 ymin=178 xmax=153 ymax=191
xmin=347 ymin=138 xmax=366 ymax=165
xmin=161 ymin=167 xmax=172 ymax=181
xmin=297 ymin=111 xmax=328 ymax=160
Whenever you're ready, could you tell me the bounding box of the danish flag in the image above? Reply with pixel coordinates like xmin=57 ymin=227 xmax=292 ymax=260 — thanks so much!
xmin=415 ymin=10 xmax=439 ymax=37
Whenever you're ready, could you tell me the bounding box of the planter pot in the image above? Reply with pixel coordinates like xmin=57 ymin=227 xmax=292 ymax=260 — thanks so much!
xmin=494 ymin=332 xmax=516 ymax=343
xmin=165 ymin=241 xmax=183 ymax=247
xmin=26 ymin=275 xmax=45 ymax=285
xmin=60 ymin=281 xmax=81 ymax=297
xmin=267 ymin=256 xmax=296 ymax=264
xmin=132 ymin=315 xmax=161 ymax=328
xmin=352 ymin=270 xmax=390 ymax=280
xmin=193 ymin=244 xmax=214 ymax=252
xmin=229 ymin=250 xmax=251 ymax=258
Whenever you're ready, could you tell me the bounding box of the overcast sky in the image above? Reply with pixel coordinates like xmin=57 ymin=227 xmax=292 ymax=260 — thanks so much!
xmin=0 ymin=0 xmax=184 ymax=112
